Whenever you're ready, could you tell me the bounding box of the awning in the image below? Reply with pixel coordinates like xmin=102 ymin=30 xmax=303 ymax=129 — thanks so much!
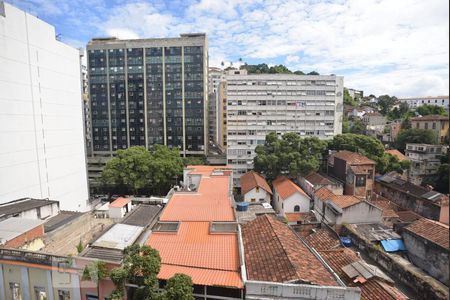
xmin=380 ymin=239 xmax=406 ymax=252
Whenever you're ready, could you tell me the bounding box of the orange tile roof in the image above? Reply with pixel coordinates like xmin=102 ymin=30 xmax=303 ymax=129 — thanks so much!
xmin=305 ymin=172 xmax=335 ymax=186
xmin=109 ymin=197 xmax=131 ymax=208
xmin=404 ymin=218 xmax=449 ymax=249
xmin=242 ymin=215 xmax=338 ymax=286
xmin=333 ymin=150 xmax=375 ymax=165
xmin=240 ymin=171 xmax=272 ymax=195
xmin=147 ymin=222 xmax=239 ymax=271
xmin=314 ymin=187 xmax=362 ymax=209
xmin=273 ymin=176 xmax=308 ymax=199
xmin=158 ymin=265 xmax=243 ymax=288
xmin=385 ymin=149 xmax=409 ymax=161
xmin=146 ymin=165 xmax=242 ymax=288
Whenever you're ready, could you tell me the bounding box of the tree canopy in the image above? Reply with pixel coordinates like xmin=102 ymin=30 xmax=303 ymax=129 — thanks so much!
xmin=343 ymin=88 xmax=358 ymax=106
xmin=101 ymin=145 xmax=183 ymax=195
xmin=253 ymin=132 xmax=328 ymax=181
xmin=377 ymin=94 xmax=398 ymax=116
xmin=164 ymin=274 xmax=195 ymax=300
xmin=394 ymin=128 xmax=438 ymax=152
xmin=416 ymin=104 xmax=448 ymax=116
xmin=240 ymin=63 xmax=318 ymax=75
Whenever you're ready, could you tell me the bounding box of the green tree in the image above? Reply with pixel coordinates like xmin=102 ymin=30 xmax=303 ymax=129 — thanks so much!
xmin=343 ymin=88 xmax=357 ymax=106
xmin=82 ymin=261 xmax=109 ymax=299
xmin=101 ymin=146 xmax=152 ymax=194
xmin=416 ymin=104 xmax=448 ymax=116
xmin=254 ymin=132 xmax=327 ymax=181
xmin=109 ymin=267 xmax=128 ymax=300
xmin=293 ymin=70 xmax=305 ymax=75
xmin=307 ymin=71 xmax=320 ymax=75
xmin=350 ymin=119 xmax=365 ymax=134
xmin=164 ymin=273 xmax=195 ymax=300
xmin=377 ymin=153 xmax=411 ymax=174
xmin=148 ymin=145 xmax=184 ymax=195
xmin=394 ymin=128 xmax=438 ymax=152
xmin=342 ymin=117 xmax=350 ymax=133
xmin=377 ymin=95 xmax=398 ymax=116
xmin=182 ymin=156 xmax=207 ymax=166
xmin=76 ymin=240 xmax=84 ymax=254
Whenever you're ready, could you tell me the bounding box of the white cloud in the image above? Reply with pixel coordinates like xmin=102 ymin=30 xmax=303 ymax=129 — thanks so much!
xmin=286 ymin=55 xmax=300 ymax=64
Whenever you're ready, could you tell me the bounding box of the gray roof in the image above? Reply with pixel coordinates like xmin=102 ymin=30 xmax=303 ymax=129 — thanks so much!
xmin=0 ymin=198 xmax=58 ymax=218
xmin=349 ymin=223 xmax=401 ymax=242
xmin=121 ymin=204 xmax=162 ymax=227
xmin=92 ymin=224 xmax=143 ymax=250
xmin=82 ymin=247 xmax=124 ymax=262
xmin=44 ymin=211 xmax=83 ymax=232
xmin=0 ymin=218 xmax=44 ymax=244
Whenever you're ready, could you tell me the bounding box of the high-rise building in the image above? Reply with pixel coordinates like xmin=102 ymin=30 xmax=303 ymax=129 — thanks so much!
xmin=0 ymin=2 xmax=90 ymax=211
xmin=226 ymin=73 xmax=344 ymax=186
xmin=87 ymin=34 xmax=208 ymax=157
xmin=207 ymin=67 xmax=224 ymax=145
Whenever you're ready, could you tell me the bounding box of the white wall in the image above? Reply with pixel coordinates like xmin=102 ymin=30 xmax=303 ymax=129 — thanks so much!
xmin=243 ymin=187 xmax=270 ymax=203
xmin=273 ymin=190 xmax=310 ymax=215
xmin=0 ymin=3 xmax=89 ymax=211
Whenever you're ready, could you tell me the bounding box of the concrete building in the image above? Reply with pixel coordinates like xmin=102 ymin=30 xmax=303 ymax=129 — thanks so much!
xmin=411 ymin=115 xmax=449 ymax=144
xmin=327 ymin=151 xmax=376 ymax=198
xmin=362 ymin=112 xmax=387 ymax=126
xmin=382 ymin=122 xmax=402 ymax=143
xmin=402 ymin=218 xmax=449 ymax=285
xmin=0 ymin=2 xmax=90 ymax=211
xmin=375 ymin=173 xmax=446 ymax=220
xmin=313 ymin=187 xmax=382 ymax=225
xmin=347 ymin=88 xmax=363 ymax=100
xmin=225 ymin=73 xmax=343 ymax=185
xmin=272 ymin=177 xmax=311 ymax=217
xmin=108 ymin=197 xmax=132 ymax=219
xmin=240 ymin=171 xmax=272 ymax=203
xmin=398 ymin=96 xmax=449 ymax=110
xmin=405 ymin=143 xmax=448 ymax=185
xmin=87 ymin=34 xmax=208 ymax=157
xmin=299 ymin=172 xmax=344 ymax=197
xmin=208 ymin=67 xmax=224 ymax=144
xmin=0 ymin=198 xmax=59 ymax=222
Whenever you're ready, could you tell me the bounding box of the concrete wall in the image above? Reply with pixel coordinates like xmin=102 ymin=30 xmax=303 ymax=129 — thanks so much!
xmin=402 ymin=230 xmax=449 ymax=285
xmin=0 ymin=3 xmax=89 ymax=211
xmin=440 ymin=205 xmax=449 ymax=225
xmin=243 ymin=187 xmax=270 ymax=203
xmin=340 ymin=202 xmax=382 ymax=225
xmin=274 ymin=192 xmax=310 ymax=215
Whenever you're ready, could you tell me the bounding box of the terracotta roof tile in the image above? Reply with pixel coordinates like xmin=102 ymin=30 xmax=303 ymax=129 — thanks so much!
xmin=315 ymin=188 xmax=361 ymax=209
xmin=396 ymin=210 xmax=422 ymax=223
xmin=332 ymin=150 xmax=375 ymax=165
xmin=404 ymin=218 xmax=449 ymax=249
xmin=349 ymin=165 xmax=370 ymax=174
xmin=240 ymin=171 xmax=272 ymax=195
xmin=385 ymin=149 xmax=409 ymax=161
xmin=285 ymin=212 xmax=315 ymax=223
xmin=305 ymin=172 xmax=334 ymax=186
xmin=109 ymin=197 xmax=131 ymax=208
xmin=242 ymin=215 xmax=337 ymax=286
xmin=314 ymin=187 xmax=335 ymax=200
xmin=304 ymin=228 xmax=341 ymax=251
xmin=273 ymin=176 xmax=308 ymax=199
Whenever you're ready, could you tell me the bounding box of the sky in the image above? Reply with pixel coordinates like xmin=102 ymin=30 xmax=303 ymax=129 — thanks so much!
xmin=10 ymin=0 xmax=449 ymax=97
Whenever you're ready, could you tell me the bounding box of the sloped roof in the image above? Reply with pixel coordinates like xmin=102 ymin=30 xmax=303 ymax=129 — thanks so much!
xmin=242 ymin=215 xmax=337 ymax=286
xmin=304 ymin=228 xmax=341 ymax=251
xmin=385 ymin=149 xmax=409 ymax=161
xmin=315 ymin=187 xmax=362 ymax=209
xmin=273 ymin=176 xmax=308 ymax=199
xmin=332 ymin=150 xmax=375 ymax=165
xmin=411 ymin=115 xmax=448 ymax=121
xmin=305 ymin=172 xmax=335 ymax=186
xmin=110 ymin=197 xmax=131 ymax=208
xmin=240 ymin=171 xmax=272 ymax=195
xmin=404 ymin=218 xmax=449 ymax=249
xmin=396 ymin=210 xmax=422 ymax=223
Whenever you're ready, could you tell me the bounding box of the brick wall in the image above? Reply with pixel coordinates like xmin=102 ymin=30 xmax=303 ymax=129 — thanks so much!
xmin=5 ymin=224 xmax=44 ymax=248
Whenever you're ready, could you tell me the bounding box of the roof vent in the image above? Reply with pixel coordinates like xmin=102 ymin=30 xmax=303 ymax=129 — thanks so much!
xmin=153 ymin=221 xmax=179 ymax=232
xmin=210 ymin=222 xmax=238 ymax=233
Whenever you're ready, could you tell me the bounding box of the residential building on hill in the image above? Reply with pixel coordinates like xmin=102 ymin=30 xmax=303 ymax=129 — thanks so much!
xmin=0 ymin=2 xmax=90 ymax=211
xmin=327 ymin=150 xmax=375 ymax=198
xmin=272 ymin=176 xmax=311 ymax=221
xmin=225 ymin=73 xmax=344 ymax=185
xmin=411 ymin=115 xmax=449 ymax=144
xmin=86 ymin=33 xmax=208 ymax=156
xmin=398 ymin=96 xmax=449 ymax=110
xmin=405 ymin=143 xmax=447 ymax=185
xmin=362 ymin=112 xmax=387 ymax=126
xmin=240 ymin=171 xmax=272 ymax=203
xmin=298 ymin=172 xmax=344 ymax=197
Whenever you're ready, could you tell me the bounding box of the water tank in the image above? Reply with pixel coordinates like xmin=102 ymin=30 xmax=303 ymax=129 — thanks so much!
xmin=236 ymin=202 xmax=249 ymax=211
xmin=340 ymin=237 xmax=352 ymax=247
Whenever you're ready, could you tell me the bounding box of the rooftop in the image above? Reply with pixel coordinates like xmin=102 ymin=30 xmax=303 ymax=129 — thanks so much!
xmin=0 ymin=217 xmax=44 ymax=244
xmin=92 ymin=223 xmax=143 ymax=250
xmin=110 ymin=197 xmax=131 ymax=208
xmin=348 ymin=223 xmax=401 ymax=242
xmin=242 ymin=214 xmax=338 ymax=286
xmin=44 ymin=211 xmax=83 ymax=233
xmin=235 ymin=203 xmax=276 ymax=224
xmin=385 ymin=149 xmax=409 ymax=161
xmin=146 ymin=165 xmax=242 ymax=288
xmin=404 ymin=218 xmax=449 ymax=249
xmin=0 ymin=198 xmax=59 ymax=218
xmin=396 ymin=210 xmax=422 ymax=223
xmin=411 ymin=114 xmax=449 ymax=121
xmin=285 ymin=212 xmax=317 ymax=223
xmin=305 ymin=172 xmax=339 ymax=186
xmin=315 ymin=187 xmax=362 ymax=209
xmin=332 ymin=150 xmax=375 ymax=165
xmin=240 ymin=171 xmax=272 ymax=195
xmin=121 ymin=204 xmax=162 ymax=227
xmin=273 ymin=176 xmax=308 ymax=199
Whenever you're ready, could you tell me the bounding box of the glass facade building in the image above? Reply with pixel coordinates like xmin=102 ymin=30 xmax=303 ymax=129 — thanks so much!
xmin=87 ymin=34 xmax=208 ymax=156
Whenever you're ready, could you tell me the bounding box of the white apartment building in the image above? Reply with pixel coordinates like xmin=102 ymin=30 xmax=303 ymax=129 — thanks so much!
xmin=399 ymin=96 xmax=449 ymax=110
xmin=0 ymin=2 xmax=90 ymax=211
xmin=208 ymin=67 xmax=225 ymax=144
xmin=405 ymin=143 xmax=448 ymax=185
xmin=226 ymin=73 xmax=344 ymax=185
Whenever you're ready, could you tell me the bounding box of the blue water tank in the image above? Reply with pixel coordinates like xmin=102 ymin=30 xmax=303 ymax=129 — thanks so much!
xmin=236 ymin=202 xmax=249 ymax=211
xmin=341 ymin=237 xmax=352 ymax=247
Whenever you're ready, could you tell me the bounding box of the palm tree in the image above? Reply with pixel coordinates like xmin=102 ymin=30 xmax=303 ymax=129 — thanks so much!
xmin=82 ymin=260 xmax=109 ymax=299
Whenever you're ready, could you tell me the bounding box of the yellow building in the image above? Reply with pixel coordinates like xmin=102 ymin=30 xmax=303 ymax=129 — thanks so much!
xmin=411 ymin=115 xmax=449 ymax=144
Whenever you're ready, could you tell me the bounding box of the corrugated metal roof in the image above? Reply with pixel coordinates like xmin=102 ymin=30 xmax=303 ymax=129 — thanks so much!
xmin=0 ymin=218 xmax=44 ymax=244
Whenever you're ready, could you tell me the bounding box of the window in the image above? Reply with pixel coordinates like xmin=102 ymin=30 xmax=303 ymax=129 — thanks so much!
xmin=425 ymin=123 xmax=428 ymax=129
xmin=294 ymin=205 xmax=300 ymax=212
xmin=10 ymin=283 xmax=21 ymax=300
xmin=432 ymin=123 xmax=436 ymax=129
xmin=355 ymin=175 xmax=366 ymax=187
xmin=251 ymin=198 xmax=256 ymax=202
xmin=255 ymin=186 xmax=260 ymax=193
xmin=34 ymin=287 xmax=47 ymax=300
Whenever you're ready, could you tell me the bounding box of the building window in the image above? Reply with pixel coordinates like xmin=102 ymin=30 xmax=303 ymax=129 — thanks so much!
xmin=432 ymin=123 xmax=436 ymax=129
xmin=255 ymin=186 xmax=260 ymax=193
xmin=34 ymin=286 xmax=47 ymax=300
xmin=425 ymin=123 xmax=428 ymax=129
xmin=9 ymin=283 xmax=21 ymax=300
xmin=294 ymin=205 xmax=300 ymax=212
xmin=355 ymin=175 xmax=366 ymax=187
xmin=251 ymin=198 xmax=256 ymax=202
xmin=58 ymin=290 xmax=71 ymax=300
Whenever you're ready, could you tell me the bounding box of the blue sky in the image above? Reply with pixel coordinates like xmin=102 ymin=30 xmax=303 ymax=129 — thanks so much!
xmin=9 ymin=0 xmax=449 ymax=97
